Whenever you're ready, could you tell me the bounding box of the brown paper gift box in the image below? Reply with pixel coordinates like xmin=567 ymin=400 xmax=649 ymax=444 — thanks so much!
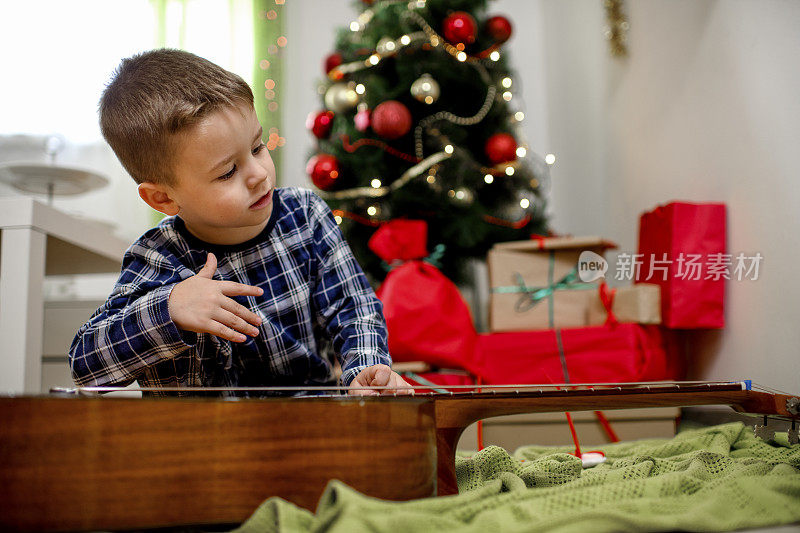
xmin=587 ymin=283 xmax=662 ymax=326
xmin=488 ymin=237 xmax=617 ymax=332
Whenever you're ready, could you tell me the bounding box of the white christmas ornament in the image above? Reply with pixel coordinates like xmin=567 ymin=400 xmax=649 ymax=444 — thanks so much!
xmin=410 ymin=73 xmax=440 ymax=104
xmin=376 ymin=37 xmax=398 ymax=57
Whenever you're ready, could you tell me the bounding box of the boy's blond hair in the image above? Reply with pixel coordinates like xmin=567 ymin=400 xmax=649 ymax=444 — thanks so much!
xmin=99 ymin=48 xmax=254 ymax=185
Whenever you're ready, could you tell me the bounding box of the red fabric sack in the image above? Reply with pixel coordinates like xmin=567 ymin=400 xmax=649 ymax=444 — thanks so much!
xmin=636 ymin=202 xmax=726 ymax=328
xmin=369 ymin=220 xmax=479 ymax=373
xmin=475 ymin=324 xmax=683 ymax=385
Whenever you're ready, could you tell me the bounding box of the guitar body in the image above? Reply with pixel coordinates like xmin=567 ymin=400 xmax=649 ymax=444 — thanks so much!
xmin=0 ymin=396 xmax=437 ymax=531
xmin=0 ymin=383 xmax=796 ymax=531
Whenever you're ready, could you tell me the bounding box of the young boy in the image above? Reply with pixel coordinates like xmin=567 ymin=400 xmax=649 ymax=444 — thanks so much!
xmin=69 ymin=48 xmax=409 ymax=396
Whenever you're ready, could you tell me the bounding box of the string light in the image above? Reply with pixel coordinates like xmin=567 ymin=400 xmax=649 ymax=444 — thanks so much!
xmin=501 ymin=77 xmax=512 ymax=88
xmin=505 ymin=166 xmax=514 ymax=176
xmin=520 ymin=198 xmax=530 ymax=209
xmin=334 ymin=214 xmax=343 ymax=225
xmin=444 ymin=144 xmax=454 ymax=154
xmin=350 ymin=21 xmax=360 ymax=32
xmin=502 ymin=91 xmax=512 ymax=101
xmin=545 ymin=153 xmax=556 ymax=165
xmin=456 ymin=51 xmax=467 ymax=62
xmin=484 ymin=174 xmax=494 ymax=184
xmin=367 ymin=205 xmax=378 ymax=216
xmin=516 ymin=147 xmax=527 ymax=158
xmin=371 ymin=178 xmax=382 ymax=188
xmin=489 ymin=51 xmax=501 ymax=61
xmin=400 ymin=34 xmax=411 ymax=45
xmin=355 ymin=84 xmax=366 ymax=94
xmin=514 ymin=111 xmax=524 ymax=121
xmin=368 ymin=54 xmax=380 ymax=65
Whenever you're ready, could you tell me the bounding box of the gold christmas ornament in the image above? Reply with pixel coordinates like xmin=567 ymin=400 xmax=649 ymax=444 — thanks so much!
xmin=324 ymin=82 xmax=360 ymax=113
xmin=410 ymin=73 xmax=440 ymax=104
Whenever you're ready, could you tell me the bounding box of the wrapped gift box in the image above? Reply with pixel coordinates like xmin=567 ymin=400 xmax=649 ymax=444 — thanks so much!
xmin=488 ymin=237 xmax=617 ymax=332
xmin=475 ymin=323 xmax=683 ymax=385
xmin=587 ymin=283 xmax=661 ymax=326
xmin=636 ymin=202 xmax=726 ymax=328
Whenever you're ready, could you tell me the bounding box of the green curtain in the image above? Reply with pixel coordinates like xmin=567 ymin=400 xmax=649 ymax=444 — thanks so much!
xmin=147 ymin=0 xmax=284 ymax=227
xmin=252 ymin=0 xmax=284 ymax=185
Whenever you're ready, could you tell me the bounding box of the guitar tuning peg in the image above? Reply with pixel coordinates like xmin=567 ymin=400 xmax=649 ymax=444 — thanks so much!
xmin=754 ymin=424 xmax=774 ymax=442
xmin=789 ymin=420 xmax=799 ymax=445
xmin=786 ymin=397 xmax=800 ymax=416
xmin=754 ymin=416 xmax=775 ymax=442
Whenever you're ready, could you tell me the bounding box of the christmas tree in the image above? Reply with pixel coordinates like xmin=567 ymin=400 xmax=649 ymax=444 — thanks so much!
xmin=306 ymin=0 xmax=549 ymax=285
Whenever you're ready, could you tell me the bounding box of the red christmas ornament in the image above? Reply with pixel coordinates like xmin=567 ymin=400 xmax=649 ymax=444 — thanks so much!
xmin=442 ymin=11 xmax=477 ymax=45
xmin=307 ymin=110 xmax=334 ymax=139
xmin=485 ymin=15 xmax=513 ymax=43
xmin=306 ymin=153 xmax=340 ymax=191
xmin=371 ymin=100 xmax=412 ymax=140
xmin=324 ymin=52 xmax=343 ymax=74
xmin=485 ymin=133 xmax=518 ymax=165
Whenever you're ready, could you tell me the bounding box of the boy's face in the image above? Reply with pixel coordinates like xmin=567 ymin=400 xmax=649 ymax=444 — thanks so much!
xmin=166 ymin=103 xmax=276 ymax=245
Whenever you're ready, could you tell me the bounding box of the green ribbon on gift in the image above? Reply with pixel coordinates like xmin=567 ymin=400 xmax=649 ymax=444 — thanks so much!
xmin=491 ymin=250 xmax=597 ymax=329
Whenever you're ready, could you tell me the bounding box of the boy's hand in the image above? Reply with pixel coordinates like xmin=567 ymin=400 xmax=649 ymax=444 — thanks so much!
xmin=348 ymin=364 xmax=414 ymax=396
xmin=168 ymin=252 xmax=263 ymax=343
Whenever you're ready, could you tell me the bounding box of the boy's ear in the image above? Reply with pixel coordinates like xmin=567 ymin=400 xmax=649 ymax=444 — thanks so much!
xmin=137 ymin=182 xmax=180 ymax=216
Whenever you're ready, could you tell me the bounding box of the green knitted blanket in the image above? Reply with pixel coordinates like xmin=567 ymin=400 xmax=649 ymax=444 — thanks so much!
xmin=233 ymin=422 xmax=800 ymax=532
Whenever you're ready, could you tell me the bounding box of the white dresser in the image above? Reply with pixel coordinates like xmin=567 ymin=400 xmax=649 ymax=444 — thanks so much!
xmin=0 ymin=198 xmax=129 ymax=393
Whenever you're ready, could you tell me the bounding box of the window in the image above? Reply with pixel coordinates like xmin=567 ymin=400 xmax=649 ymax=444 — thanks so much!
xmin=0 ymin=0 xmax=256 ymax=143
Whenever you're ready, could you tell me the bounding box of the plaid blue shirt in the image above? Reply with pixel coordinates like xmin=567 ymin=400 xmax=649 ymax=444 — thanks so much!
xmin=69 ymin=187 xmax=390 ymax=396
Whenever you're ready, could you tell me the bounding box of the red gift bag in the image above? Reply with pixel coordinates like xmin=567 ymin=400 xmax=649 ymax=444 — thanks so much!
xmin=369 ymin=220 xmax=479 ymax=373
xmin=636 ymin=202 xmax=726 ymax=329
xmin=475 ymin=324 xmax=683 ymax=385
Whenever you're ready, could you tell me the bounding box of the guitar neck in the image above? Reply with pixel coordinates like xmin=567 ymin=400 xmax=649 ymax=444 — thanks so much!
xmin=432 ymin=383 xmax=799 ymax=430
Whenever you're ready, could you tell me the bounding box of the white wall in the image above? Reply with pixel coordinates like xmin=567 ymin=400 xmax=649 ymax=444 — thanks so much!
xmin=282 ymin=0 xmax=800 ymax=392
xmin=282 ymin=1 xmax=354 ymax=187
xmin=536 ymin=0 xmax=800 ymax=392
